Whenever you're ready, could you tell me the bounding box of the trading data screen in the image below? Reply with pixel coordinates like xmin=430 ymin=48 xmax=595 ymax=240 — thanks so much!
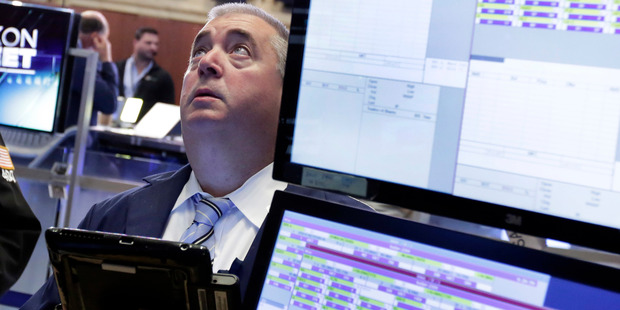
xmin=290 ymin=0 xmax=620 ymax=231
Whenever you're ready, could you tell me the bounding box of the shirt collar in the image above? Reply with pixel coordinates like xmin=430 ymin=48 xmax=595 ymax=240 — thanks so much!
xmin=172 ymin=163 xmax=288 ymax=228
xmin=128 ymin=56 xmax=154 ymax=78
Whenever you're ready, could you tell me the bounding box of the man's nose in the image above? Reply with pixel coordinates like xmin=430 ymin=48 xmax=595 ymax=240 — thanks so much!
xmin=198 ymin=48 xmax=223 ymax=78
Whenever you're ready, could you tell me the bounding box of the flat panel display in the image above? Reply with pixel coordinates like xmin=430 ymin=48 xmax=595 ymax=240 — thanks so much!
xmin=244 ymin=191 xmax=620 ymax=309
xmin=273 ymin=0 xmax=620 ymax=253
xmin=0 ymin=1 xmax=76 ymax=133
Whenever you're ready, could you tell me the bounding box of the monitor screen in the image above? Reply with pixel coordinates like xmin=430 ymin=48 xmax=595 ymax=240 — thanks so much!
xmin=245 ymin=191 xmax=620 ymax=309
xmin=256 ymin=210 xmax=620 ymax=309
xmin=273 ymin=0 xmax=620 ymax=253
xmin=0 ymin=0 xmax=77 ymax=133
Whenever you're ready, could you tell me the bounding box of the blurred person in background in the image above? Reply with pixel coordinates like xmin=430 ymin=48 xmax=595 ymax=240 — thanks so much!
xmin=116 ymin=27 xmax=175 ymax=122
xmin=64 ymin=10 xmax=119 ymax=129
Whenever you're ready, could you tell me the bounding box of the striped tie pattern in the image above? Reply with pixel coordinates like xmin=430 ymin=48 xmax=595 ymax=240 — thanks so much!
xmin=180 ymin=194 xmax=235 ymax=253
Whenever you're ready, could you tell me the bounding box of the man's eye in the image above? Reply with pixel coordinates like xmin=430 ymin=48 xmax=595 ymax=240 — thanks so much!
xmin=232 ymin=46 xmax=250 ymax=56
xmin=192 ymin=48 xmax=207 ymax=58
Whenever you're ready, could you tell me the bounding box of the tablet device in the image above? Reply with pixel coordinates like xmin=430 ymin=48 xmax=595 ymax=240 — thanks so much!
xmin=45 ymin=227 xmax=240 ymax=310
xmin=244 ymin=190 xmax=620 ymax=309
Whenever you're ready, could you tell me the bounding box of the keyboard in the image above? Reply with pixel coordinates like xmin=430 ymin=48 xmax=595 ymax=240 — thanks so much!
xmin=1 ymin=126 xmax=53 ymax=148
xmin=0 ymin=126 xmax=57 ymax=159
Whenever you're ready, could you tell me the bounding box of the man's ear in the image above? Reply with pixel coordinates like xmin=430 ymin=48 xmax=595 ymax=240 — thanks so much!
xmin=79 ymin=33 xmax=93 ymax=47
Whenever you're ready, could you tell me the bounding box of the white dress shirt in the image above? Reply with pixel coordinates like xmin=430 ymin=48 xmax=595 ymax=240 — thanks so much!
xmin=161 ymin=163 xmax=288 ymax=272
xmin=122 ymin=56 xmax=153 ymax=98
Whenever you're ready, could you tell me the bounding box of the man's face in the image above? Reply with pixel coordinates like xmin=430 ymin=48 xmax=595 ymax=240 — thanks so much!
xmin=180 ymin=13 xmax=282 ymax=141
xmin=133 ymin=32 xmax=159 ymax=61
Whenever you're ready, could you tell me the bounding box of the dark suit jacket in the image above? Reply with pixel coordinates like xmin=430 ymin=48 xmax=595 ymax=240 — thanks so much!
xmin=20 ymin=164 xmax=372 ymax=309
xmin=0 ymin=134 xmax=41 ymax=296
xmin=116 ymin=59 xmax=175 ymax=122
xmin=64 ymin=59 xmax=118 ymax=129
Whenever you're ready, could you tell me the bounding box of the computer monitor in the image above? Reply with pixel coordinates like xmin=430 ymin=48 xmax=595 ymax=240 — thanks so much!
xmin=245 ymin=191 xmax=620 ymax=309
xmin=273 ymin=0 xmax=620 ymax=254
xmin=118 ymin=97 xmax=144 ymax=124
xmin=0 ymin=0 xmax=78 ymax=134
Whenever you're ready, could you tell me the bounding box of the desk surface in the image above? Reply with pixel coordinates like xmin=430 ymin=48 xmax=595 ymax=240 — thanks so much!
xmin=92 ymin=127 xmax=184 ymax=151
xmin=90 ymin=127 xmax=187 ymax=165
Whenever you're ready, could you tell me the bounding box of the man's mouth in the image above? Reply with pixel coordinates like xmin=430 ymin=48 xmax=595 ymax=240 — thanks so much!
xmin=194 ymin=88 xmax=220 ymax=100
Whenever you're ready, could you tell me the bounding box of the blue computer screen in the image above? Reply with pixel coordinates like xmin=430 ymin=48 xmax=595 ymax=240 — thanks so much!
xmin=0 ymin=1 xmax=75 ymax=133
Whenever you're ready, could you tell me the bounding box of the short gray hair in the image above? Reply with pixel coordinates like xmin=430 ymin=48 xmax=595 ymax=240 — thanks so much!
xmin=207 ymin=3 xmax=289 ymax=78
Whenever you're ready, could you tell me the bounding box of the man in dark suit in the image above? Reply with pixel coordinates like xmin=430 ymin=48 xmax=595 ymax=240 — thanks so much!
xmin=64 ymin=10 xmax=118 ymax=129
xmin=22 ymin=3 xmax=370 ymax=309
xmin=116 ymin=27 xmax=175 ymax=122
xmin=0 ymin=133 xmax=41 ymax=296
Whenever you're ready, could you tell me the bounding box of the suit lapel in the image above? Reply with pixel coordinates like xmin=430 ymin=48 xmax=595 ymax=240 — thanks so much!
xmin=125 ymin=165 xmax=192 ymax=237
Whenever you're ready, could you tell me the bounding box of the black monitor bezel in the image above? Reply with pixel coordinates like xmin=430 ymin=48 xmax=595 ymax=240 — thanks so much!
xmin=55 ymin=9 xmax=81 ymax=133
xmin=272 ymin=0 xmax=620 ymax=255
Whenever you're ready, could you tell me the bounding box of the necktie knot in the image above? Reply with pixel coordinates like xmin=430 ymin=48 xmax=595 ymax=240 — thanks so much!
xmin=180 ymin=194 xmax=234 ymax=246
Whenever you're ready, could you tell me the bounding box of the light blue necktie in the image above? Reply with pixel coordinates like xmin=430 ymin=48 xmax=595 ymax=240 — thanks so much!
xmin=180 ymin=194 xmax=235 ymax=257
